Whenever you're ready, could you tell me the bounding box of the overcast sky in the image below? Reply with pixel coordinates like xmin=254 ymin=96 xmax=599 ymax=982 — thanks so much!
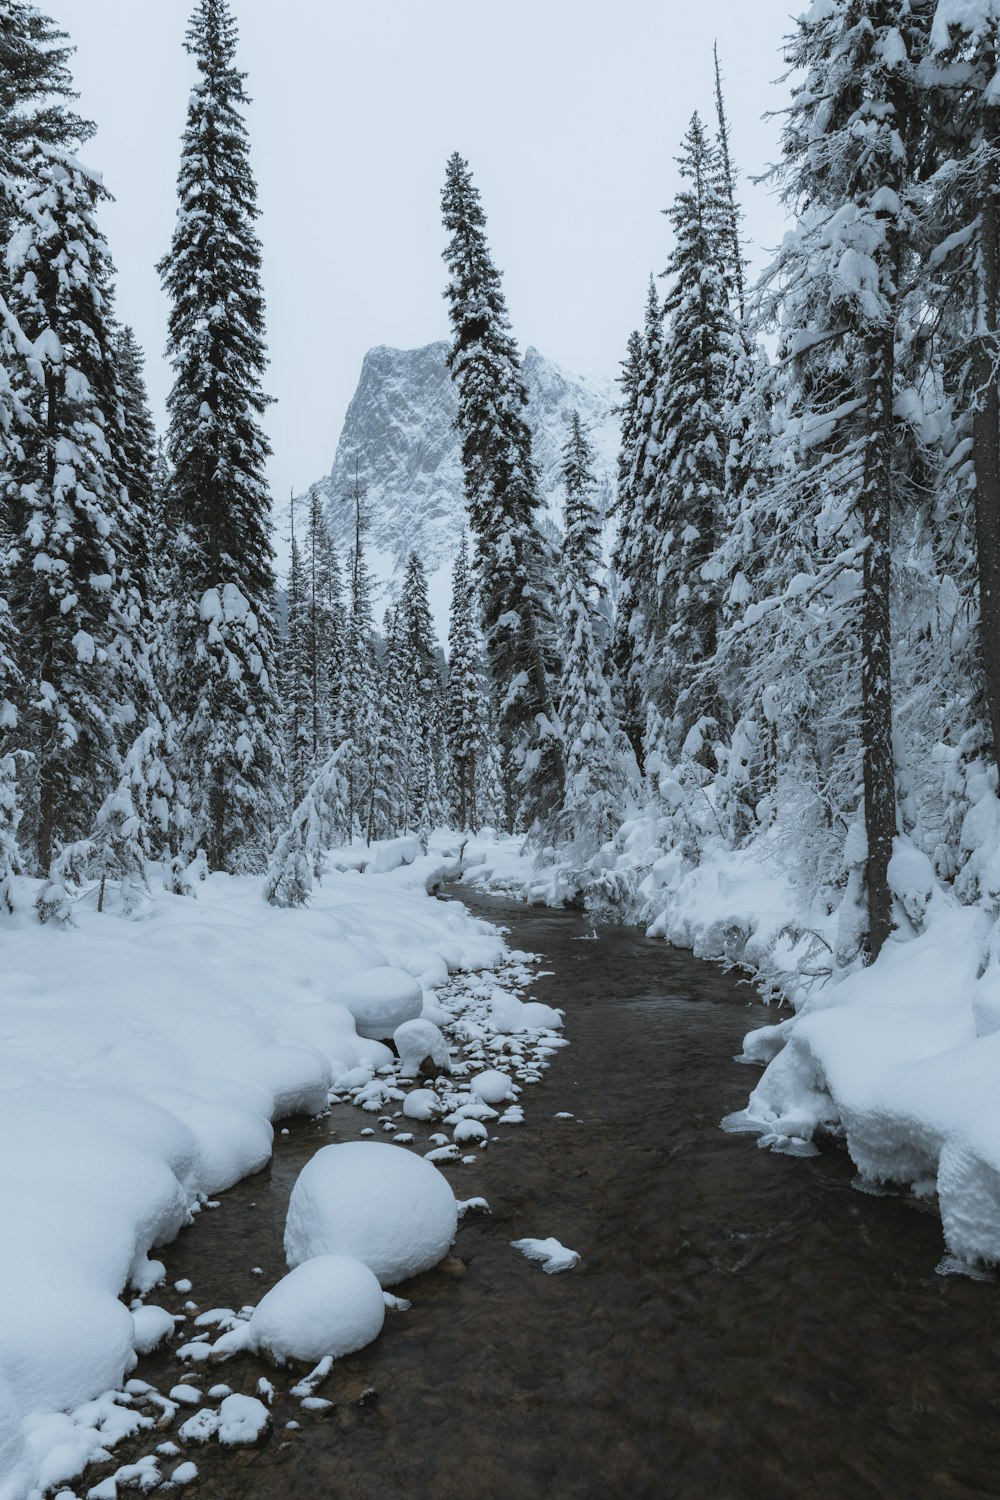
xmin=55 ymin=0 xmax=796 ymax=529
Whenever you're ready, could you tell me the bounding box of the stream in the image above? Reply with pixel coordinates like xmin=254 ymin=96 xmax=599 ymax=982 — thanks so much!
xmin=100 ymin=890 xmax=1000 ymax=1500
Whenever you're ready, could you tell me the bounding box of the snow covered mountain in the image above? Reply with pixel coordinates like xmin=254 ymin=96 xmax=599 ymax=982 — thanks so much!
xmin=298 ymin=341 xmax=620 ymax=633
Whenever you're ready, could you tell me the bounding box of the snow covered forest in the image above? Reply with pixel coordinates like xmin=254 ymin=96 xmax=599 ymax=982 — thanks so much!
xmin=7 ymin=0 xmax=1000 ymax=1493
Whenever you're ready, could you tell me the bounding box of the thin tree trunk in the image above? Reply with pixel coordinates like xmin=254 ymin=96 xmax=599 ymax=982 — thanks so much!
xmin=861 ymin=326 xmax=897 ymax=963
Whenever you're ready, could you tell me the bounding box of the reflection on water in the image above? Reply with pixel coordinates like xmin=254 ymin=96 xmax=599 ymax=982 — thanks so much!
xmin=99 ymin=894 xmax=1000 ymax=1500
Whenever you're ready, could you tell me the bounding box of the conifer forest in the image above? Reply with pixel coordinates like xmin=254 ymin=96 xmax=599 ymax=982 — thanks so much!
xmin=4 ymin=3 xmax=1000 ymax=1498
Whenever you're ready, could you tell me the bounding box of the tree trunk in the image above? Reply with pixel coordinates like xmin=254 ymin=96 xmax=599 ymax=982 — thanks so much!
xmin=861 ymin=326 xmax=897 ymax=963
xmin=973 ymin=107 xmax=1000 ymax=766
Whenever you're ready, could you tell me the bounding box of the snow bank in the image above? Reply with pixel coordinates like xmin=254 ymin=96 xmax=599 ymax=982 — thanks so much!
xmin=725 ymin=903 xmax=1000 ymax=1266
xmin=0 ymin=859 xmax=504 ymax=1498
xmin=284 ymin=1141 xmax=458 ymax=1286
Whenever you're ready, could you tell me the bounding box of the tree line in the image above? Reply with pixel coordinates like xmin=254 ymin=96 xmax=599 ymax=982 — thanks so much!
xmin=4 ymin=0 xmax=1000 ymax=968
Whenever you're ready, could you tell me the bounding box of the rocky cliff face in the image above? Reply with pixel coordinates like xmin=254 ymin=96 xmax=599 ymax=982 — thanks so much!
xmin=299 ymin=341 xmax=619 ymax=630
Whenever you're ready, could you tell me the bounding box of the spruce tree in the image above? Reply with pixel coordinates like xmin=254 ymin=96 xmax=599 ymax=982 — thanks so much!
xmin=282 ymin=526 xmax=312 ymax=808
xmin=336 ymin=531 xmax=380 ymax=839
xmin=446 ymin=532 xmax=489 ymax=830
xmin=558 ymin=414 xmax=630 ymax=851
xmin=611 ymin=278 xmax=664 ymax=771
xmin=649 ymin=113 xmax=736 ymax=754
xmin=158 ymin=0 xmax=282 ymax=873
xmin=786 ymin=0 xmax=926 ymax=958
xmin=441 ymin=152 xmax=564 ymax=831
xmin=3 ymin=151 xmax=123 ymax=870
xmin=303 ymin=486 xmax=343 ymax=766
xmin=398 ymin=551 xmax=442 ymax=834
xmin=929 ymin=7 xmax=1000 ymax=774
xmin=712 ymin=44 xmax=746 ymax=319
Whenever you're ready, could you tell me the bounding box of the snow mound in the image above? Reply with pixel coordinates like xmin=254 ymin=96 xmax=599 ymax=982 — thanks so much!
xmin=218 ymin=1393 xmax=270 ymax=1445
xmin=284 ymin=1141 xmax=458 ymax=1287
xmin=334 ymin=968 xmax=424 ymax=1040
xmin=401 ymin=1088 xmax=441 ymax=1121
xmin=394 ymin=1018 xmax=450 ymax=1077
xmin=248 ymin=1256 xmax=385 ymax=1364
xmin=470 ymin=1069 xmax=516 ymax=1105
xmin=367 ymin=835 xmax=421 ymax=874
xmin=511 ymin=1237 xmax=581 ymax=1274
xmin=131 ymin=1305 xmax=175 ymax=1356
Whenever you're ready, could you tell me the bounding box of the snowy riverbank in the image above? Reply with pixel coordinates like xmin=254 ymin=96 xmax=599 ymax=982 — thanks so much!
xmin=460 ymin=812 xmax=1000 ymax=1274
xmin=0 ymin=853 xmax=519 ymax=1498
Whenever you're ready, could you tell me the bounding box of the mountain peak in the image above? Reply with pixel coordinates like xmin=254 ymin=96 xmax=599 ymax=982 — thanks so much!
xmin=301 ymin=340 xmax=619 ymax=633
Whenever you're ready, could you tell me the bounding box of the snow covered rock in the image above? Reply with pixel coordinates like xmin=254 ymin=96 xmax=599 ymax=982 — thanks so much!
xmin=217 ymin=1393 xmax=270 ymax=1445
xmin=130 ymin=1305 xmax=176 ymax=1356
xmin=470 ymin=1069 xmax=516 ymax=1105
xmin=248 ymin=1256 xmax=385 ymax=1364
xmin=394 ymin=1018 xmax=450 ymax=1077
xmin=284 ymin=1141 xmax=458 ymax=1287
xmin=401 ymin=1088 xmax=441 ymax=1121
xmin=511 ymin=1237 xmax=581 ymax=1274
xmin=334 ymin=968 xmax=423 ymax=1041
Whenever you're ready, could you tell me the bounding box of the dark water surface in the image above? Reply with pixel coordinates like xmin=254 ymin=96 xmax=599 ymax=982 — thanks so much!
xmin=109 ymin=892 xmax=1000 ymax=1500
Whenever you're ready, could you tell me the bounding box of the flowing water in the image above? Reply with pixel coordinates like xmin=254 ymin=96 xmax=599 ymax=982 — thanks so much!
xmin=103 ymin=892 xmax=1000 ymax=1499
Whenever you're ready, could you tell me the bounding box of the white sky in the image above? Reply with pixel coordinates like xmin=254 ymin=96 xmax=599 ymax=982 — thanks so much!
xmin=55 ymin=0 xmax=796 ymax=521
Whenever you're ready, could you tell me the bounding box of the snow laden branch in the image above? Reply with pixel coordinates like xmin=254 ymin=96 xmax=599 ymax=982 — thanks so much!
xmin=265 ymin=743 xmax=352 ymax=908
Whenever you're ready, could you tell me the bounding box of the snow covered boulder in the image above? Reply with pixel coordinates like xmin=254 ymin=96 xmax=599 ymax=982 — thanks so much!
xmin=284 ymin=1141 xmax=458 ymax=1287
xmin=218 ymin=1393 xmax=270 ymax=1445
xmin=401 ymin=1088 xmax=442 ymax=1121
xmin=470 ymin=1069 xmax=516 ymax=1106
xmin=394 ymin=1018 xmax=450 ymax=1077
xmin=334 ymin=968 xmax=423 ymax=1041
xmin=248 ymin=1255 xmax=385 ymax=1364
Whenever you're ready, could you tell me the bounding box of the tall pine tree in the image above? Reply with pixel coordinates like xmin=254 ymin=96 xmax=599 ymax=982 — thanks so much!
xmin=441 ymin=153 xmax=564 ymax=832
xmin=158 ymin=0 xmax=282 ymax=873
xmin=558 ymin=413 xmax=630 ymax=852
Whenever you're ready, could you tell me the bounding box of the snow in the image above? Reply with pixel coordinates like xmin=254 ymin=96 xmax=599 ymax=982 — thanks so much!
xmin=335 ymin=968 xmax=424 ymax=1041
xmin=401 ymin=1088 xmax=441 ymax=1121
xmin=511 ymin=1237 xmax=581 ymax=1275
xmin=0 ymin=857 xmax=505 ymax=1497
xmin=394 ymin=1018 xmax=451 ymax=1077
xmin=130 ymin=1308 xmax=175 ymax=1356
xmin=470 ymin=1069 xmax=518 ymax=1105
xmin=217 ymin=1394 xmax=269 ymax=1445
xmin=284 ymin=1141 xmax=458 ymax=1287
xmin=247 ymin=1256 xmax=385 ymax=1364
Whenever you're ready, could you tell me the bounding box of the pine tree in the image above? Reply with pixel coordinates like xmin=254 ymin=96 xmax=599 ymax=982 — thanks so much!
xmin=441 ymin=152 xmax=564 ymax=831
xmin=3 ymin=151 xmax=123 ymax=870
xmin=446 ymin=532 xmax=489 ymax=830
xmin=158 ymin=0 xmax=282 ymax=873
xmin=282 ymin=525 xmax=312 ymax=808
xmin=730 ymin=0 xmax=932 ymax=959
xmin=303 ymin=486 xmax=342 ymax=766
xmin=398 ymin=551 xmax=442 ymax=835
xmin=370 ymin=605 xmax=405 ymax=839
xmin=649 ymin=112 xmax=736 ymax=754
xmin=712 ymin=44 xmax=746 ymax=319
xmin=336 ymin=527 xmax=380 ymax=839
xmin=928 ymin=6 xmax=1000 ymax=775
xmin=611 ymin=278 xmax=664 ymax=771
xmin=558 ymin=413 xmax=630 ymax=851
